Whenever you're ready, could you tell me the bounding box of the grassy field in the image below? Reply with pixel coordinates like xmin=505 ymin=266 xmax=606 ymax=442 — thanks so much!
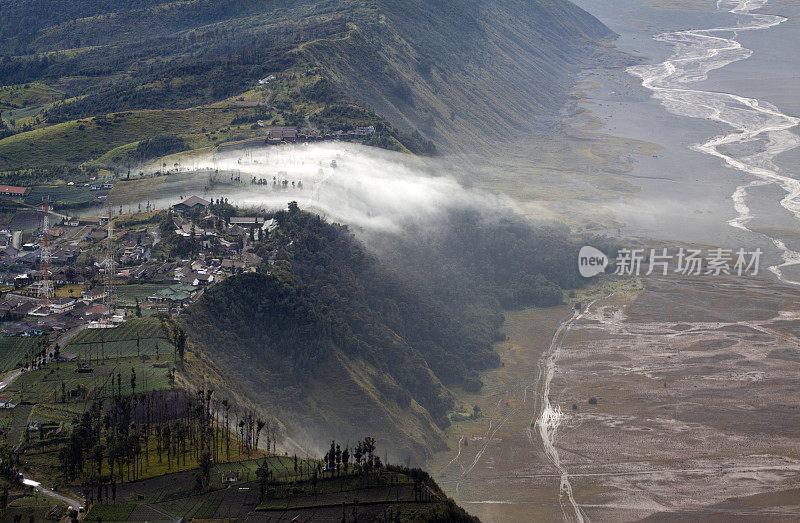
xmin=24 ymin=184 xmax=95 ymax=207
xmin=4 ymin=357 xmax=174 ymax=410
xmin=65 ymin=317 xmax=176 ymax=360
xmin=0 ymin=335 xmax=46 ymax=373
xmin=54 ymin=284 xmax=84 ymax=299
xmin=82 ymin=504 xmax=135 ymax=522
xmin=0 ymin=108 xmax=241 ymax=171
xmin=0 ymin=83 xmax=63 ymax=126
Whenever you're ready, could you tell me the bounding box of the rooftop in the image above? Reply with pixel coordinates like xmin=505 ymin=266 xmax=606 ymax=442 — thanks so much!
xmin=175 ymin=196 xmax=211 ymax=208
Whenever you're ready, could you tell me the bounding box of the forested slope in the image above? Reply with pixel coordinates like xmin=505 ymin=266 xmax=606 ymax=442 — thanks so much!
xmin=181 ymin=205 xmax=600 ymax=461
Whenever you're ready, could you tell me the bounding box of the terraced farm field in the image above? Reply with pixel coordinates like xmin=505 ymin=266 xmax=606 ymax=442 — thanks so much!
xmin=24 ymin=185 xmax=95 ymax=208
xmin=0 ymin=335 xmax=45 ymax=373
xmin=64 ymin=317 xmax=176 ymax=361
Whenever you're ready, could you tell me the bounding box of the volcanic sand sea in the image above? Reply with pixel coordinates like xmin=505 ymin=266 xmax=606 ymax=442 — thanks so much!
xmin=431 ymin=0 xmax=800 ymax=520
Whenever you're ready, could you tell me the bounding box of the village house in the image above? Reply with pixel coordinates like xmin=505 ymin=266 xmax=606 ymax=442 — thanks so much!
xmin=50 ymin=297 xmax=76 ymax=313
xmin=218 ymin=238 xmax=239 ymax=254
xmin=16 ymin=251 xmax=39 ymax=267
xmin=221 ymin=259 xmax=246 ymax=272
xmin=175 ymin=222 xmax=205 ymax=238
xmin=0 ymin=245 xmax=19 ymax=267
xmin=227 ymin=224 xmax=247 ymax=237
xmin=223 ymin=470 xmax=238 ymax=485
xmin=84 ymin=303 xmax=110 ymax=318
xmin=148 ymin=284 xmax=197 ymax=310
xmin=28 ymin=304 xmax=52 ymax=317
xmin=52 ymin=247 xmax=80 ymax=265
xmin=172 ymin=196 xmax=211 ymax=214
xmin=51 ymin=267 xmax=86 ymax=285
xmin=229 ymin=217 xmax=265 ymax=226
xmin=81 ymin=288 xmax=107 ymax=304
xmin=0 ymin=185 xmax=30 ymax=198
xmin=267 ymin=126 xmax=298 ymax=142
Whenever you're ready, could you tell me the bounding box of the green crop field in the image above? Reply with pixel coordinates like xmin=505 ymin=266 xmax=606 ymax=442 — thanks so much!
xmin=0 ymin=108 xmax=240 ymax=171
xmin=0 ymin=335 xmax=46 ymax=373
xmin=83 ymin=504 xmax=135 ymax=522
xmin=65 ymin=318 xmax=176 ymax=361
xmin=8 ymin=404 xmax=32 ymax=444
xmin=152 ymin=490 xmax=226 ymax=520
xmin=4 ymin=360 xmax=173 ymax=406
xmin=24 ymin=185 xmax=95 ymax=207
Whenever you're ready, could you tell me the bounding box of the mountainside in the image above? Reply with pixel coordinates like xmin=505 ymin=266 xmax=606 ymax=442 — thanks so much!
xmin=0 ymin=0 xmax=613 ymax=165
xmin=179 ymin=205 xmax=595 ymax=462
xmin=300 ymin=0 xmax=614 ymax=150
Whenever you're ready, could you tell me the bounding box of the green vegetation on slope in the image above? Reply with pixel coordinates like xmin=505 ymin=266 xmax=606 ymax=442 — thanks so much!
xmin=0 ymin=108 xmax=237 ymax=171
xmin=0 ymin=0 xmax=611 ymax=172
xmin=181 ymin=204 xmax=600 ymax=462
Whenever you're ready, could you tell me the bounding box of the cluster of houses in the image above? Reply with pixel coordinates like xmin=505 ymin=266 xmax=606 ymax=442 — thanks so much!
xmin=258 ymin=124 xmax=376 ymax=143
xmin=0 ymin=189 xmax=279 ymax=337
xmin=0 ymin=287 xmax=122 ymax=335
xmin=217 ymin=124 xmax=376 ymax=152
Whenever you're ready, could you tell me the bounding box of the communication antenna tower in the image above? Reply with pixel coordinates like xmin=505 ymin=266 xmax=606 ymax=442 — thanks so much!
xmin=38 ymin=197 xmax=54 ymax=303
xmin=103 ymin=206 xmax=116 ymax=318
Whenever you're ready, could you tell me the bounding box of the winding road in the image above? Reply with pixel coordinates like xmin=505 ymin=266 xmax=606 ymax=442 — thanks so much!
xmin=21 ymin=477 xmax=82 ymax=509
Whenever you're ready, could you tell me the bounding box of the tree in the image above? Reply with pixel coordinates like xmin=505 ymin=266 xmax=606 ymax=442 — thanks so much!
xmin=174 ymin=329 xmax=186 ymax=362
xmin=255 ymin=419 xmax=265 ymax=450
xmin=362 ymin=437 xmax=376 ymax=470
xmin=198 ymin=451 xmax=212 ymax=490
xmin=327 ymin=441 xmax=336 ymax=473
xmin=222 ymin=400 xmax=231 ymax=460
xmin=256 ymin=458 xmax=272 ymax=500
xmin=130 ymin=368 xmax=136 ymax=396
xmin=341 ymin=447 xmax=349 ymax=472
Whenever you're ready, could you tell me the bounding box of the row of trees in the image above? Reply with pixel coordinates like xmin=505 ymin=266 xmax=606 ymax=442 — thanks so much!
xmin=323 ymin=437 xmax=382 ymax=475
xmin=59 ymin=387 xmax=279 ymax=501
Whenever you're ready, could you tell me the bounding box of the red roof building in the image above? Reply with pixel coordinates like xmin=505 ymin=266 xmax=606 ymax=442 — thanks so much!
xmin=0 ymin=186 xmax=30 ymax=197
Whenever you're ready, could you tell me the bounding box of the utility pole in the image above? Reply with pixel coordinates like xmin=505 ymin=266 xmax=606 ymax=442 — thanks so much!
xmin=38 ymin=197 xmax=54 ymax=304
xmin=103 ymin=206 xmax=116 ymax=321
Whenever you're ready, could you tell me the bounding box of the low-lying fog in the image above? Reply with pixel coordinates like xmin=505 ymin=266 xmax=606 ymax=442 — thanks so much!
xmin=106 ymin=142 xmax=519 ymax=233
